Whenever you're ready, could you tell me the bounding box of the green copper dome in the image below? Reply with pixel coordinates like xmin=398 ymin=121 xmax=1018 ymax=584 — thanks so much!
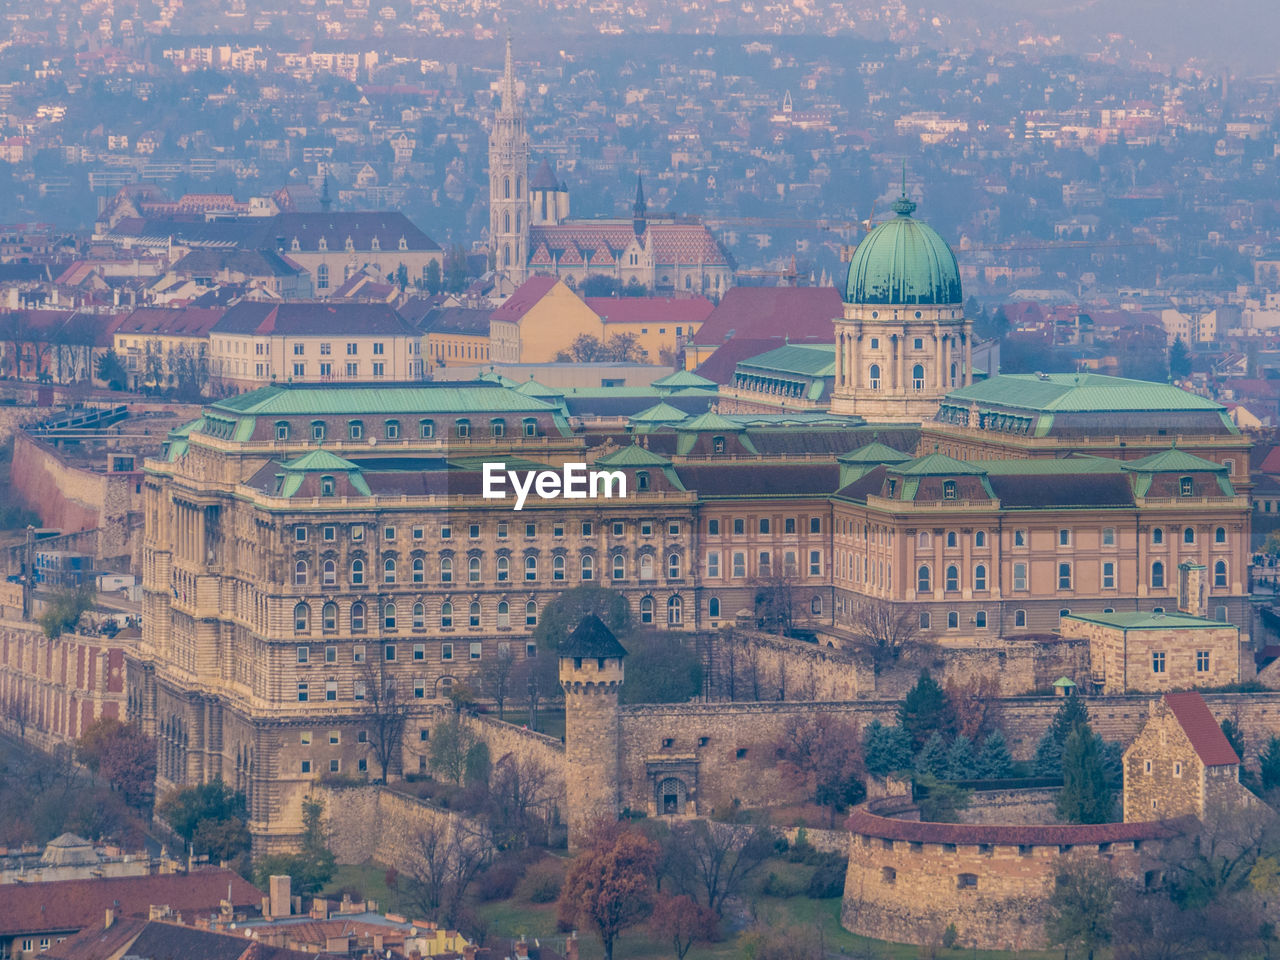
xmin=843 ymin=196 xmax=962 ymax=306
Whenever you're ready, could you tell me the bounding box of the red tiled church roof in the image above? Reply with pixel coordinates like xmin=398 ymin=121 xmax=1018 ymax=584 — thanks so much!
xmin=1164 ymin=691 xmax=1240 ymax=767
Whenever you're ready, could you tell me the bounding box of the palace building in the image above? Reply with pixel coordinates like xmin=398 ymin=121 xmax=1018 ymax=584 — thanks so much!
xmin=488 ymin=41 xmax=732 ymax=296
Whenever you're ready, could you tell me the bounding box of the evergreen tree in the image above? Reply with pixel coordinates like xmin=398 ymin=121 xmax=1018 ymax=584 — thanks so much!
xmin=1168 ymin=335 xmax=1192 ymax=380
xmin=1220 ymin=718 xmax=1246 ymax=761
xmin=898 ymin=670 xmax=957 ymax=750
xmin=1035 ymin=695 xmax=1090 ymax=775
xmin=944 ymin=734 xmax=975 ymax=782
xmin=915 ymin=732 xmax=948 ymax=778
xmin=976 ymin=731 xmax=1014 ymax=779
xmin=863 ymin=721 xmax=914 ymax=777
xmin=1259 ymin=736 xmax=1280 ymax=791
xmin=1057 ymin=727 xmax=1111 ymax=824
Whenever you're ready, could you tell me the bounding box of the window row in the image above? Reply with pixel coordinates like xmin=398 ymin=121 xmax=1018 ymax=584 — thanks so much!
xmin=706 ymin=516 xmax=823 ymax=536
xmin=705 ymin=550 xmax=823 ymax=579
xmin=295 ymin=639 xmax=535 ymax=668
xmin=293 ymin=552 xmax=687 ymax=586
xmin=291 ymin=518 xmax=684 ymax=544
xmin=1150 ymin=650 xmax=1214 ymax=674
xmin=274 ymin=416 xmax=541 ymax=442
xmin=293 ymin=599 xmax=540 ymax=633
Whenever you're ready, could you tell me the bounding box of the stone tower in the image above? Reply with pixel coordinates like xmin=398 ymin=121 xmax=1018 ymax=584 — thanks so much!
xmin=559 ymin=614 xmax=627 ymax=849
xmin=830 ymin=189 xmax=973 ymax=422
xmin=489 ymin=37 xmax=530 ymax=283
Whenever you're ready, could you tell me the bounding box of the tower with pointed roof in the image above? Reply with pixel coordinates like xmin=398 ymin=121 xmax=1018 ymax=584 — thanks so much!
xmin=830 ymin=185 xmax=973 ymax=422
xmin=489 ymin=37 xmax=531 ymax=283
xmin=632 ymin=173 xmax=647 ymax=237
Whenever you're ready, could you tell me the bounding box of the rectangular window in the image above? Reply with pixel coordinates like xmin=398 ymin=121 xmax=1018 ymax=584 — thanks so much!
xmin=1152 ymin=651 xmax=1166 ymax=674
xmin=1103 ymin=562 xmax=1115 ymax=589
xmin=372 ymin=362 xmax=385 ymax=376
xmin=732 ymin=551 xmax=746 ymax=578
xmin=295 ymin=526 xmax=308 ymax=542
xmin=323 ymin=525 xmax=336 ymax=542
xmin=293 ymin=362 xmax=305 ymax=377
xmin=1196 ymin=650 xmax=1210 ymax=672
xmin=669 ymin=521 xmax=681 ymax=536
xmin=1102 ymin=527 xmax=1115 ymax=546
xmin=810 ymin=517 xmax=821 ymax=534
xmin=1058 ymin=563 xmax=1072 ymax=590
xmin=441 ymin=643 xmax=453 ymax=661
xmin=296 ymin=646 xmax=309 ymax=664
xmin=329 ymin=730 xmax=340 ymax=744
xmin=708 ymin=518 xmax=720 ymax=535
xmin=384 ymin=643 xmax=396 ymax=661
xmin=301 ymin=759 xmax=311 ymax=774
xmin=640 ymin=521 xmax=653 ymax=537
xmin=329 ymin=759 xmax=340 ymax=773
xmin=413 ymin=643 xmax=425 ymax=661
xmin=293 ymin=343 xmax=305 ymax=356
xmin=373 ymin=342 xmax=385 ymax=355
xmin=414 ymin=678 xmax=426 ymax=698
xmin=707 ymin=551 xmax=721 ymax=578
xmin=759 ymin=518 xmax=770 ymax=534
xmin=1013 ymin=562 xmax=1028 ymax=591
xmin=384 ymin=526 xmax=395 ymax=541
xmin=347 ymin=342 xmax=358 ymax=355
xmin=470 ymin=642 xmax=482 ymax=660
xmin=1013 ymin=529 xmax=1027 ymax=547
xmin=1058 ymin=529 xmax=1070 ymax=546
xmin=809 ymin=550 xmax=822 ymax=576
xmin=326 ymin=680 xmax=337 ymax=701
xmin=346 ymin=362 xmax=358 ymax=377
xmin=581 ymin=521 xmax=592 ymax=536
xmin=733 ymin=518 xmax=745 ymax=535
xmin=297 ymin=682 xmax=309 ymax=702
xmin=301 ymin=731 xmax=312 ymax=745
xmin=353 ymin=644 xmax=365 ymax=663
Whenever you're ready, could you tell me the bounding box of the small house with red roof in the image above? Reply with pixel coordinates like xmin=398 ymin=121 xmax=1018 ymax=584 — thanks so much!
xmin=1122 ymin=691 xmax=1253 ymax=822
xmin=488 ymin=277 xmax=601 ymax=364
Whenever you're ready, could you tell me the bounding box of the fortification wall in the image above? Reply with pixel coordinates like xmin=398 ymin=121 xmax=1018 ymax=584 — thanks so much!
xmin=465 ymin=710 xmax=566 ymax=805
xmin=841 ymin=797 xmax=1178 ymax=950
xmin=10 ymin=431 xmax=105 ymax=534
xmin=955 ymin=787 xmax=1060 ymax=826
xmin=316 ymin=784 xmax=486 ymax=874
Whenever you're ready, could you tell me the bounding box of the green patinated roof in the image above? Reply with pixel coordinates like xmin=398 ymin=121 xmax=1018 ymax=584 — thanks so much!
xmin=165 ymin=418 xmax=203 ymax=460
xmin=1052 ymin=677 xmax=1077 ymax=688
xmin=1063 ymin=611 xmax=1236 ymax=631
xmin=844 ymin=196 xmax=962 ymax=306
xmin=1123 ymin=448 xmax=1228 ymax=473
xmin=594 ymin=443 xmax=673 ymax=467
xmin=629 ymin=401 xmax=689 ymax=423
xmin=838 ymin=440 xmax=913 ymax=464
xmin=212 ymin=383 xmax=557 ymax=416
xmin=515 ymin=378 xmax=562 ymax=398
xmin=944 ymin=374 xmax=1226 ymax=414
xmin=678 ymin=411 xmax=742 ymax=432
xmin=281 ymin=449 xmax=364 ymax=472
xmin=738 ymin=343 xmax=836 ymax=378
xmin=892 ymin=451 xmax=988 ymax=476
xmin=477 ymin=370 xmax=521 ymax=387
xmin=651 ymin=369 xmax=716 ymax=389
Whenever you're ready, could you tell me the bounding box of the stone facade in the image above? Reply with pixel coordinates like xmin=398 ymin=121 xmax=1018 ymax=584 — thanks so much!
xmin=560 ymin=654 xmax=623 ymax=847
xmin=1061 ymin=612 xmax=1241 ymax=695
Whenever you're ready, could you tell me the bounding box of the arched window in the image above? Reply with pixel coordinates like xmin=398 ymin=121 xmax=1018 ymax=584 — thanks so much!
xmin=294 ymin=560 xmax=308 ymax=585
xmin=1215 ymin=560 xmax=1227 ymax=587
xmin=668 ymin=554 xmax=682 ymax=578
xmin=918 ymin=531 xmax=931 ymax=549
xmin=525 ymin=556 xmax=538 ymax=581
xmin=640 ymin=555 xmax=655 ymax=579
xmin=1183 ymin=527 xmax=1195 ymax=544
xmin=581 ymin=555 xmax=594 ymax=580
xmin=469 ymin=601 xmax=481 ymax=627
xmin=974 ymin=564 xmax=987 ymax=591
xmin=1215 ymin=526 xmax=1226 ymax=544
xmin=946 ymin=531 xmax=958 ymax=547
xmin=456 ymin=418 xmax=471 ymax=438
xmin=945 ymin=565 xmax=959 ymax=592
xmin=413 ymin=602 xmax=425 ymax=629
xmin=869 ymin=363 xmax=881 ymax=389
xmin=708 ymin=596 xmax=720 ymax=618
xmin=322 ymin=602 xmax=337 ymax=631
xmin=440 ymin=557 xmax=452 ymax=583
xmin=351 ymin=558 xmax=365 ymax=585
xmin=323 ymin=559 xmax=336 ymax=586
xmin=384 ymin=602 xmax=397 ymax=630
xmin=1180 ymin=476 xmax=1194 ymax=497
xmin=516 ymin=175 xmax=523 ymax=198
xmin=412 ymin=557 xmax=425 ymax=583
xmin=667 ymin=595 xmax=683 ymax=625
xmin=351 ymin=601 xmax=366 ymax=631
xmin=1151 ymin=561 xmax=1165 ymax=589
xmin=383 ymin=557 xmax=397 ymax=584
xmin=497 ymin=601 xmax=510 ymax=628
xmin=912 ymin=363 xmax=925 ymax=391
xmin=294 ymin=603 xmax=310 ymax=632
xmin=1014 ymin=609 xmax=1027 ymax=628
xmin=810 ymin=596 xmax=822 ymax=615
xmin=974 ymin=531 xmax=986 ymax=547
xmin=503 ymin=176 xmax=511 ymax=199
xmin=503 ymin=244 xmax=510 ymax=267
xmin=503 ymin=211 xmax=511 ymax=232
xmin=640 ymin=596 xmax=654 ymax=624
xmin=554 ymin=555 xmax=566 ymax=580
xmin=469 ymin=557 xmax=481 ymax=582
xmin=525 ymin=601 xmax=538 ymax=626
xmin=497 ymin=556 xmax=510 ymax=582
xmin=441 ymin=601 xmax=453 ymax=628
xmin=950 ymin=361 xmax=957 ymax=386
xmin=917 ymin=565 xmax=931 ymax=593
xmin=1152 ymin=527 xmax=1164 ymax=545
xmin=612 ymin=554 xmax=625 ymax=580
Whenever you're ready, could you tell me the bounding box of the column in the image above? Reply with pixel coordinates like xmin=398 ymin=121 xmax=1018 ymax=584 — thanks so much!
xmin=934 ymin=328 xmax=943 ymax=392
xmin=850 ymin=330 xmax=860 ymax=390
xmin=942 ymin=335 xmax=952 ymax=390
xmin=895 ymin=336 xmax=904 ymax=391
xmin=964 ymin=325 xmax=973 ymax=385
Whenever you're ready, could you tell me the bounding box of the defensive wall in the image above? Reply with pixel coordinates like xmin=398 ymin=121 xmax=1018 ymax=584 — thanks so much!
xmin=0 ymin=616 xmax=131 ymax=750
xmin=841 ymin=795 xmax=1184 ymax=950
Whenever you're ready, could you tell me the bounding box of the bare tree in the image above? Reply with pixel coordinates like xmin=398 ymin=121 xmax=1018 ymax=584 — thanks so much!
xmin=487 ymin=752 xmax=556 ymax=849
xmin=664 ymin=818 xmax=775 ymax=918
xmin=844 ymin=597 xmax=926 ymax=675
xmin=751 ymin=562 xmax=798 ymax=636
xmin=479 ymin=644 xmax=517 ymax=721
xmin=399 ymin=818 xmax=493 ymax=927
xmin=358 ymin=660 xmax=409 ymax=782
xmin=775 ymin=715 xmax=865 ymax=823
xmin=2 ymin=688 xmax=32 ymax=740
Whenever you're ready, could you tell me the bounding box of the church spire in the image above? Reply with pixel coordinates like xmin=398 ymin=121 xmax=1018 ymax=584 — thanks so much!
xmin=632 ymin=173 xmax=647 ymax=236
xmin=320 ymin=169 xmax=331 ymax=213
xmin=500 ymin=34 xmax=518 ymax=116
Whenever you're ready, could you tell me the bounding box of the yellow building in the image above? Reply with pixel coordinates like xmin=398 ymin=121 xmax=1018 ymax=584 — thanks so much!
xmin=585 ymin=295 xmax=713 ymax=364
xmin=112 ymin=306 xmax=223 ymax=392
xmin=415 ymin=306 xmax=493 ymax=369
xmin=489 ymin=276 xmax=602 ymax=363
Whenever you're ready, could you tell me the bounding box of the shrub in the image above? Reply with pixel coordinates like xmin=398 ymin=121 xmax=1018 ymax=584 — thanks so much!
xmin=476 ymin=858 xmax=524 ymax=901
xmin=942 ymin=922 xmax=959 ymax=949
xmin=806 ymin=859 xmax=846 ymax=899
xmin=762 ymin=870 xmax=806 ymax=898
xmin=519 ymin=858 xmax=564 ymax=903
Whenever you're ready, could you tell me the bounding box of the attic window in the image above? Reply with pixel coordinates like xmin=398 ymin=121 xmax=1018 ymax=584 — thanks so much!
xmin=713 ymin=436 xmax=726 ymax=454
xmin=348 ymin=420 xmax=363 ymax=440
xmin=943 ymin=480 xmax=957 ymax=500
xmin=291 ymin=237 xmax=300 ymax=251
xmin=345 ymin=236 xmax=355 ymax=252
xmin=637 ymin=471 xmax=650 ymax=491
xmin=1179 ymin=476 xmax=1194 ymax=497
xmin=371 ymin=237 xmax=380 ymax=252
xmin=318 ymin=237 xmax=327 ymax=252
xmin=275 ymin=421 xmax=289 ymax=441
xmin=887 ymin=479 xmax=897 ymax=497
xmin=321 ymin=476 xmax=335 ymax=497
xmin=398 ymin=236 xmax=408 ymax=251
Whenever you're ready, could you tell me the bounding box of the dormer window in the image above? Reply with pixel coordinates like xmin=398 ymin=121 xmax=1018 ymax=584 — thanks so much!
xmin=637 ymin=471 xmax=650 ymax=491
xmin=320 ymin=475 xmax=335 ymax=497
xmin=318 ymin=237 xmax=327 ymax=252
xmin=386 ymin=419 xmax=400 ymax=439
xmin=348 ymin=420 xmax=363 ymax=440
xmin=371 ymin=236 xmax=380 ymax=252
xmin=291 ymin=237 xmax=300 ymax=251
xmin=311 ymin=420 xmax=325 ymax=442
xmin=398 ymin=236 xmax=408 ymax=251
xmin=345 ymin=236 xmax=355 ymax=252
xmin=943 ymin=480 xmax=957 ymax=500
xmin=887 ymin=479 xmax=897 ymax=497
xmin=1179 ymin=476 xmax=1194 ymax=497
xmin=713 ymin=436 xmax=726 ymax=454
xmin=275 ymin=421 xmax=289 ymax=441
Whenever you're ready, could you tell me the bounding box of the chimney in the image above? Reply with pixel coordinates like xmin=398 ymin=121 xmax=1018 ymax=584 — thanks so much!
xmin=269 ymin=875 xmax=292 ymax=918
xmin=104 ymin=908 xmax=114 ymax=929
xmin=1177 ymin=561 xmax=1207 ymax=617
xmin=564 ymin=932 xmax=579 ymax=960
xmin=462 ymin=945 xmax=476 ymax=960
